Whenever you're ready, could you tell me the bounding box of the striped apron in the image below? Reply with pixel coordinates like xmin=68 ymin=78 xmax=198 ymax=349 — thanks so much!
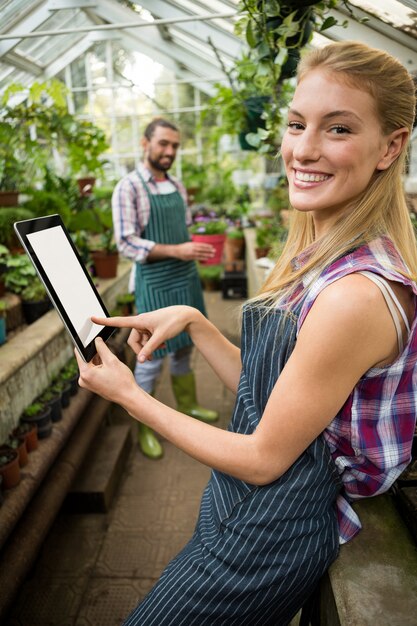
xmin=123 ymin=303 xmax=342 ymax=626
xmin=135 ymin=174 xmax=206 ymax=359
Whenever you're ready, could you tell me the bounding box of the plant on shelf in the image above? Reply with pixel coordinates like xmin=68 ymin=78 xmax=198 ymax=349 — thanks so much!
xmin=116 ymin=292 xmax=136 ymax=316
xmin=0 ymin=244 xmax=9 ymax=296
xmin=0 ymin=207 xmax=34 ymax=251
xmin=22 ymin=401 xmax=53 ymax=439
xmin=255 ymin=217 xmax=287 ymax=258
xmin=0 ymin=446 xmax=20 ymax=489
xmin=67 ymin=120 xmax=109 ymax=194
xmin=6 ymin=435 xmax=28 ymax=467
xmin=197 ymin=263 xmax=224 ymax=291
xmin=0 ymin=298 xmax=6 ymax=346
xmin=13 ymin=422 xmax=38 ymax=452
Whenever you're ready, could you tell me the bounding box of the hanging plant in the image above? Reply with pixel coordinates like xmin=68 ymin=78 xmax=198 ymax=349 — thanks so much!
xmin=208 ymin=0 xmax=359 ymax=154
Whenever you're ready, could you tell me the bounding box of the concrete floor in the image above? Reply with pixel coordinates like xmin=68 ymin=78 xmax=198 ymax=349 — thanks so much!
xmin=4 ymin=291 xmax=248 ymax=626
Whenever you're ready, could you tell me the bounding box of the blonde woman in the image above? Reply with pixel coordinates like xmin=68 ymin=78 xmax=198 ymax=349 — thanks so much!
xmin=76 ymin=41 xmax=417 ymax=625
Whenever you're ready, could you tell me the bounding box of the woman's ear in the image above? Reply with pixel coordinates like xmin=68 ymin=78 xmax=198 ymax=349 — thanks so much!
xmin=376 ymin=127 xmax=409 ymax=171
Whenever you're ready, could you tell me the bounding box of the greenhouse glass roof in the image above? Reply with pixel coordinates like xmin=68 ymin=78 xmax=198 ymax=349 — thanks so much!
xmin=0 ymin=0 xmax=415 ymax=95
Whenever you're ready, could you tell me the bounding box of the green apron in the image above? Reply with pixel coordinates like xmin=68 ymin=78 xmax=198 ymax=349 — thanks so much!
xmin=135 ymin=173 xmax=206 ymax=359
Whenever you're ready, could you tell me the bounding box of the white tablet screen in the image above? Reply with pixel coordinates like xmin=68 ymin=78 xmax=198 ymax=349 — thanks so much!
xmin=27 ymin=225 xmax=106 ymax=347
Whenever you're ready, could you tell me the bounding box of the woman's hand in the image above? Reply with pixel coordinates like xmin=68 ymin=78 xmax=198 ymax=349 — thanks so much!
xmin=92 ymin=305 xmax=201 ymax=363
xmin=75 ymin=338 xmax=138 ymax=404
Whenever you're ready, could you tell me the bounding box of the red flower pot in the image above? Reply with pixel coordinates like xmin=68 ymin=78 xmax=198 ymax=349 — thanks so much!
xmin=191 ymin=234 xmax=226 ymax=265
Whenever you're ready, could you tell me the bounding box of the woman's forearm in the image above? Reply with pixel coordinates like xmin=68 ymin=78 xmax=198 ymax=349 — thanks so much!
xmin=122 ymin=386 xmax=271 ymax=484
xmin=186 ymin=310 xmax=241 ymax=393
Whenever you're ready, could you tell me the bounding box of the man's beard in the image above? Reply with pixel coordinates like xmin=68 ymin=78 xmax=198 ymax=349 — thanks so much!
xmin=148 ymin=154 xmax=173 ymax=172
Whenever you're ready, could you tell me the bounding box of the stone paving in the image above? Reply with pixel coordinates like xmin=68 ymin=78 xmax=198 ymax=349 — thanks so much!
xmin=4 ymin=291 xmax=245 ymax=626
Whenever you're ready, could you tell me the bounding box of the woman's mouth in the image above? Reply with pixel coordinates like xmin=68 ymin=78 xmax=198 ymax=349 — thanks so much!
xmin=294 ymin=170 xmax=331 ymax=183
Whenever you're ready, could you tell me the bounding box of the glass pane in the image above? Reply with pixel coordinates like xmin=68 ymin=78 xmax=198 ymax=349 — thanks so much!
xmin=178 ymin=83 xmax=195 ymax=109
xmin=89 ymin=43 xmax=107 ymax=86
xmin=73 ymin=91 xmax=89 ymax=114
xmin=176 ymin=112 xmax=197 ymax=151
xmin=71 ymin=56 xmax=87 ymax=89
xmin=115 ymin=117 xmax=135 ymax=154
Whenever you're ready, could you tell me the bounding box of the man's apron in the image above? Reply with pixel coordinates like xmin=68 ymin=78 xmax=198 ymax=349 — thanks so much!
xmin=135 ymin=173 xmax=206 ymax=358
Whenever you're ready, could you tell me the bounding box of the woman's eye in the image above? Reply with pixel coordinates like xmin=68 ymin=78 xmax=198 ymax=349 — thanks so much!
xmin=330 ymin=125 xmax=350 ymax=134
xmin=288 ymin=121 xmax=304 ymax=131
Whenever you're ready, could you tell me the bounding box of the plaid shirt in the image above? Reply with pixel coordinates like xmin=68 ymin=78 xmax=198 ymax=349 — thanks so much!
xmin=111 ymin=163 xmax=190 ymax=263
xmin=296 ymin=237 xmax=417 ymax=543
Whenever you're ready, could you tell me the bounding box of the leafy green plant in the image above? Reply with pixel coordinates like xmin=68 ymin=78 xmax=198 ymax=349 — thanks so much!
xmin=227 ymin=227 xmax=245 ymax=239
xmin=4 ymin=254 xmax=37 ymax=295
xmin=255 ymin=218 xmax=287 ymax=248
xmin=23 ymin=402 xmax=45 ymax=418
xmin=0 ymin=299 xmax=6 ymax=318
xmin=208 ymin=0 xmax=355 ymax=153
xmin=22 ymin=189 xmax=71 ymax=223
xmin=197 ymin=264 xmax=223 ymax=280
xmin=67 ymin=120 xmax=109 ymax=177
xmin=0 ymin=207 xmax=34 ymax=249
xmin=21 ymin=277 xmax=47 ymax=303
xmin=189 ymin=219 xmax=228 ymax=235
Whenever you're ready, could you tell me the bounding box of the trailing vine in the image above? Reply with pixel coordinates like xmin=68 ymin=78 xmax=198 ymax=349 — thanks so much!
xmin=209 ymin=0 xmax=358 ymax=154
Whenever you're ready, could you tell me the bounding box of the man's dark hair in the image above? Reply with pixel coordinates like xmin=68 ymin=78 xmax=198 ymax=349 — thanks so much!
xmin=143 ymin=117 xmax=179 ymax=140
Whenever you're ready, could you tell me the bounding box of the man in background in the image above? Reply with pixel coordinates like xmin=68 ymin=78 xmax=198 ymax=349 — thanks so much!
xmin=112 ymin=118 xmax=218 ymax=459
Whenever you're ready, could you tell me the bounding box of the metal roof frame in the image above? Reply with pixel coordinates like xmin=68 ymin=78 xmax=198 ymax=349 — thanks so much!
xmin=0 ymin=0 xmax=415 ymax=93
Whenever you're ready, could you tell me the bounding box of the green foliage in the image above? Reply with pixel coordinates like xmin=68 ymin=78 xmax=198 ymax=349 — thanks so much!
xmin=255 ymin=217 xmax=287 ymax=248
xmin=0 ymin=79 xmax=109 ymax=189
xmin=208 ymin=0 xmax=353 ymax=153
xmin=197 ymin=263 xmax=223 ymax=280
xmin=22 ymin=189 xmax=71 ymax=222
xmin=4 ymin=254 xmax=37 ymax=295
xmin=23 ymin=402 xmax=45 ymax=418
xmin=21 ymin=276 xmax=47 ymax=303
xmin=0 ymin=299 xmax=6 ymax=317
xmin=189 ymin=219 xmax=228 ymax=235
xmin=67 ymin=120 xmax=109 ymax=177
xmin=227 ymin=227 xmax=245 ymax=239
xmin=0 ymin=207 xmax=34 ymax=248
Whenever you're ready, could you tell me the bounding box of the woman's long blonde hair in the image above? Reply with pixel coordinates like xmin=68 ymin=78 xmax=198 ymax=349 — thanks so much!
xmin=257 ymin=40 xmax=417 ymax=306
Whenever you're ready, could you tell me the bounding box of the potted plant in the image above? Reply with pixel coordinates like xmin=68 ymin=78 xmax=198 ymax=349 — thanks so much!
xmin=13 ymin=422 xmax=38 ymax=452
xmin=224 ymin=227 xmax=245 ymax=267
xmin=51 ymin=378 xmax=72 ymax=409
xmin=20 ymin=276 xmax=51 ymax=324
xmin=39 ymin=387 xmax=63 ymax=423
xmin=22 ymin=401 xmax=52 ymax=439
xmin=0 ymin=121 xmax=28 ymax=206
xmin=197 ymin=263 xmax=223 ymax=291
xmin=0 ymin=446 xmax=20 ymax=489
xmin=6 ymin=435 xmax=28 ymax=467
xmin=67 ymin=120 xmax=109 ymax=195
xmin=116 ymin=292 xmax=135 ymax=316
xmin=90 ymin=231 xmax=119 ymax=279
xmin=0 ymin=207 xmax=34 ymax=252
xmin=0 ymin=244 xmax=10 ymax=296
xmin=0 ymin=299 xmax=6 ymax=346
xmin=60 ymin=358 xmax=79 ymax=396
xmin=189 ymin=218 xmax=228 ymax=265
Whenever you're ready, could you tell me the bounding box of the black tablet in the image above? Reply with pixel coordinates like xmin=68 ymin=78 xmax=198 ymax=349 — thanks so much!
xmin=14 ymin=214 xmax=116 ymax=362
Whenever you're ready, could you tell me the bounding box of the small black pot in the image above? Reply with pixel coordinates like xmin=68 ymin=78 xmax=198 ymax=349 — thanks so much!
xmin=21 ymin=405 xmax=52 ymax=439
xmin=22 ymin=299 xmax=51 ymax=324
xmin=47 ymin=394 xmax=63 ymax=422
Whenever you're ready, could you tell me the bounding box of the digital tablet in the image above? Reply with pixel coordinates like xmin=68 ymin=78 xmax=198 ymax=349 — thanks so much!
xmin=14 ymin=214 xmax=116 ymax=362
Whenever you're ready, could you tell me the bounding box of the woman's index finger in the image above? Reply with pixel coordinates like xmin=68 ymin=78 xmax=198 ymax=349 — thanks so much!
xmin=91 ymin=315 xmax=135 ymax=328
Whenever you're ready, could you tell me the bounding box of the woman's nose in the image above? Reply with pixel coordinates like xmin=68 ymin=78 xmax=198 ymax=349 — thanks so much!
xmin=292 ymin=130 xmax=321 ymax=163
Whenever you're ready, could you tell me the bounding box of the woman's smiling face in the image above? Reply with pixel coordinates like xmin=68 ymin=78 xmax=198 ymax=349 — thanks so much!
xmin=281 ymin=69 xmax=391 ymax=236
